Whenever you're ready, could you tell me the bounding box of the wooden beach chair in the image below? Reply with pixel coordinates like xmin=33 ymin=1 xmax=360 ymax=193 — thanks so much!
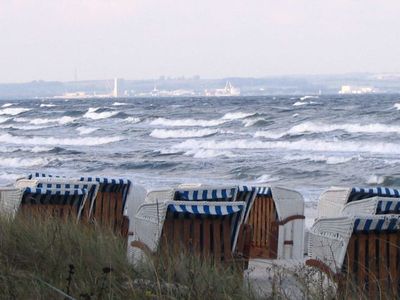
xmin=237 ymin=186 xmax=305 ymax=259
xmin=24 ymin=173 xmax=131 ymax=235
xmin=129 ymin=186 xmax=251 ymax=268
xmin=318 ymin=186 xmax=400 ymax=218
xmin=19 ymin=187 xmax=88 ymax=221
xmin=306 ymin=215 xmax=400 ymax=298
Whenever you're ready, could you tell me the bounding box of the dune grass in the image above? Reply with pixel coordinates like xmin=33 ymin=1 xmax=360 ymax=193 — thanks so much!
xmin=0 ymin=215 xmax=253 ymax=299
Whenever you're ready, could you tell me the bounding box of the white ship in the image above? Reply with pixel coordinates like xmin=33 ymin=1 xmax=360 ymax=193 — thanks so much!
xmin=212 ymin=81 xmax=241 ymax=97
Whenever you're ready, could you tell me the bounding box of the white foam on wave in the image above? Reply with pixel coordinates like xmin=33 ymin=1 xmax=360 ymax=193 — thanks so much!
xmin=29 ymin=116 xmax=76 ymax=125
xmin=366 ymin=174 xmax=386 ymax=185
xmin=222 ymin=112 xmax=255 ymax=120
xmin=254 ymin=131 xmax=286 ymax=139
xmin=150 ymin=128 xmax=218 ymax=139
xmin=83 ymin=107 xmax=118 ymax=120
xmin=394 ymin=103 xmax=400 ymax=110
xmin=150 ymin=117 xmax=226 ymax=127
xmin=1 ymin=103 xmax=13 ymax=108
xmin=0 ymin=107 xmax=31 ymax=115
xmin=183 ymin=149 xmax=235 ymax=159
xmin=0 ymin=157 xmax=50 ymax=168
xmin=255 ymin=174 xmax=280 ymax=183
xmin=172 ymin=138 xmax=400 ymax=155
xmin=0 ymin=116 xmax=10 ymax=124
xmin=113 ymin=102 xmax=128 ymax=106
xmin=125 ymin=117 xmax=141 ymax=123
xmin=300 ymin=95 xmax=319 ymax=101
xmin=31 ymin=146 xmax=55 ymax=153
xmin=40 ymin=104 xmax=56 ymax=107
xmin=76 ymin=126 xmax=98 ymax=135
xmin=289 ymin=121 xmax=400 ymax=135
xmin=0 ymin=133 xmax=122 ymax=146
xmin=293 ymin=101 xmax=308 ymax=106
xmin=283 ymin=154 xmax=354 ymax=165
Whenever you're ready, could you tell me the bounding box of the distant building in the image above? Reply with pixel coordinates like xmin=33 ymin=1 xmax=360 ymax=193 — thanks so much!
xmin=339 ymin=85 xmax=376 ymax=94
xmin=113 ymin=78 xmax=124 ymax=97
xmin=205 ymin=81 xmax=241 ymax=97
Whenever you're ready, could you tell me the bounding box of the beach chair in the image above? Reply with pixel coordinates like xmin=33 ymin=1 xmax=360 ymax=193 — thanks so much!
xmin=237 ymin=186 xmax=305 ymax=259
xmin=306 ymin=215 xmax=400 ymax=298
xmin=15 ymin=177 xmax=100 ymax=222
xmin=19 ymin=187 xmax=88 ymax=221
xmin=0 ymin=187 xmax=24 ymax=218
xmin=25 ymin=173 xmax=131 ymax=235
xmin=129 ymin=185 xmax=251 ymax=268
xmin=317 ymin=186 xmax=400 ymax=218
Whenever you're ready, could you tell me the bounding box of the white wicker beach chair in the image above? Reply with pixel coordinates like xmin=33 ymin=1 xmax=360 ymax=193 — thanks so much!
xmin=341 ymin=196 xmax=400 ymax=216
xmin=237 ymin=185 xmax=305 ymax=260
xmin=0 ymin=187 xmax=24 ymax=217
xmin=128 ymin=185 xmax=250 ymax=267
xmin=317 ymin=186 xmax=400 ymax=218
xmin=306 ymin=214 xmax=400 ymax=298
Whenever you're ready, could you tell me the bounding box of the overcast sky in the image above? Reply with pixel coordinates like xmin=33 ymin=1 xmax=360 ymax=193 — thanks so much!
xmin=0 ymin=0 xmax=399 ymax=82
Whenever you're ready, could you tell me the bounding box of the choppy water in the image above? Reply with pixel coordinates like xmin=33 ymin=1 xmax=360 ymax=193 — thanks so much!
xmin=1 ymin=95 xmax=400 ymax=202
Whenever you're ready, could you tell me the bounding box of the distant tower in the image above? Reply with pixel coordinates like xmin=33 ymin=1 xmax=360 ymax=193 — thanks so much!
xmin=113 ymin=78 xmax=124 ymax=97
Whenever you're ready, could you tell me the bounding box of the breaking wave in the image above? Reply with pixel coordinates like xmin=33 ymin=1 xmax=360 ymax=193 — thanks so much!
xmin=83 ymin=107 xmax=119 ymax=120
xmin=29 ymin=116 xmax=76 ymax=125
xmin=222 ymin=112 xmax=255 ymax=120
xmin=172 ymin=138 xmax=400 ymax=155
xmin=288 ymin=122 xmax=400 ymax=135
xmin=283 ymin=154 xmax=354 ymax=165
xmin=150 ymin=128 xmax=218 ymax=139
xmin=0 ymin=107 xmax=31 ymax=115
xmin=125 ymin=117 xmax=141 ymax=123
xmin=76 ymin=127 xmax=99 ymax=135
xmin=40 ymin=104 xmax=56 ymax=107
xmin=183 ymin=149 xmax=235 ymax=159
xmin=113 ymin=102 xmax=128 ymax=106
xmin=394 ymin=103 xmax=400 ymax=110
xmin=150 ymin=117 xmax=226 ymax=127
xmin=0 ymin=157 xmax=50 ymax=168
xmin=0 ymin=133 xmax=122 ymax=146
xmin=1 ymin=103 xmax=14 ymax=108
xmin=300 ymin=95 xmax=319 ymax=101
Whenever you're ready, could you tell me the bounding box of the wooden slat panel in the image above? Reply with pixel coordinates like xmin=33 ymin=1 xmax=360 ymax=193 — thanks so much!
xmin=213 ymin=219 xmax=221 ymax=262
xmin=368 ymin=233 xmax=377 ymax=298
xmin=109 ymin=192 xmax=116 ymax=229
xmin=193 ymin=218 xmax=201 ymax=254
xmin=203 ymin=219 xmax=211 ymax=258
xmin=115 ymin=190 xmax=123 ymax=230
xmin=388 ymin=233 xmax=397 ymax=298
xmin=183 ymin=219 xmax=191 ymax=249
xmin=378 ymin=234 xmax=388 ymax=296
xmin=358 ymin=234 xmax=367 ymax=293
xmin=173 ymin=218 xmax=183 ymax=254
xmin=222 ymin=217 xmax=232 ymax=263
xmin=94 ymin=191 xmax=103 ymax=224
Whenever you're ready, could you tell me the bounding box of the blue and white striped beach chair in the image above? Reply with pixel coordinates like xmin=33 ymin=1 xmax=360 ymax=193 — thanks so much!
xmin=307 ymin=214 xmax=400 ymax=298
xmin=20 ymin=187 xmax=88 ymax=220
xmin=130 ymin=185 xmax=250 ymax=267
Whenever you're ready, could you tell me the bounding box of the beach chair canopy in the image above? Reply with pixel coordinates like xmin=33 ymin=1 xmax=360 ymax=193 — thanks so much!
xmin=318 ymin=186 xmax=400 ymax=218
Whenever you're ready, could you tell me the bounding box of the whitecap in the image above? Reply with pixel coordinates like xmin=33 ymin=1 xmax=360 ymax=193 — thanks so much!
xmin=0 ymin=116 xmax=10 ymax=124
xmin=76 ymin=126 xmax=98 ymax=135
xmin=254 ymin=131 xmax=286 ymax=139
xmin=150 ymin=128 xmax=217 ymax=139
xmin=242 ymin=118 xmax=266 ymax=127
xmin=255 ymin=174 xmax=280 ymax=183
xmin=366 ymin=174 xmax=386 ymax=185
xmin=125 ymin=117 xmax=141 ymax=123
xmin=288 ymin=121 xmax=400 ymax=135
xmin=394 ymin=103 xmax=400 ymax=110
xmin=0 ymin=133 xmax=122 ymax=146
xmin=0 ymin=107 xmax=31 ymax=115
xmin=29 ymin=116 xmax=75 ymax=125
xmin=31 ymin=146 xmax=55 ymax=153
xmin=283 ymin=154 xmax=353 ymax=165
xmin=83 ymin=107 xmax=118 ymax=120
xmin=40 ymin=104 xmax=56 ymax=107
xmin=183 ymin=149 xmax=235 ymax=159
xmin=0 ymin=157 xmax=50 ymax=168
xmin=150 ymin=117 xmax=226 ymax=127
xmin=293 ymin=101 xmax=308 ymax=106
xmin=1 ymin=103 xmax=13 ymax=108
xmin=221 ymin=112 xmax=255 ymax=120
xmin=300 ymin=95 xmax=319 ymax=101
xmin=113 ymin=102 xmax=128 ymax=106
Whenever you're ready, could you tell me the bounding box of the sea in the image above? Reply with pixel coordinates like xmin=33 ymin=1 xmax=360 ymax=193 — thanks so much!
xmin=1 ymin=94 xmax=400 ymax=220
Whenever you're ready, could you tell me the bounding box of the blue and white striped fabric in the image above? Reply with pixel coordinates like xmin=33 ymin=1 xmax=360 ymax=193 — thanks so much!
xmin=238 ymin=185 xmax=271 ymax=196
xmin=24 ymin=187 xmax=86 ymax=196
xmin=376 ymin=200 xmax=400 ymax=214
xmin=28 ymin=173 xmax=66 ymax=179
xmin=353 ymin=216 xmax=400 ymax=232
xmin=37 ymin=182 xmax=93 ymax=190
xmin=167 ymin=202 xmax=244 ymax=215
xmin=349 ymin=187 xmax=400 ymax=202
xmin=79 ymin=176 xmax=130 ymax=185
xmin=174 ymin=188 xmax=236 ymax=201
